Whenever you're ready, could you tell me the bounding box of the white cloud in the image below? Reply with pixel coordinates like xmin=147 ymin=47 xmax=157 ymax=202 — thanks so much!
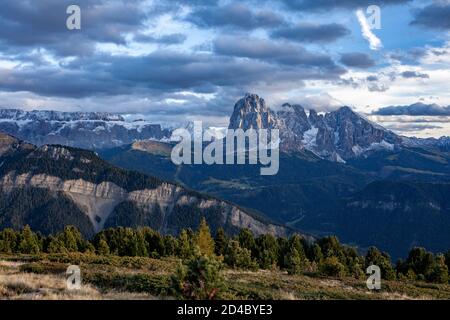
xmin=355 ymin=9 xmax=382 ymax=51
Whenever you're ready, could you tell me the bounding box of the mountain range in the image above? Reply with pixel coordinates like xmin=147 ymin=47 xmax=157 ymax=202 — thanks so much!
xmin=229 ymin=93 xmax=450 ymax=160
xmin=0 ymin=109 xmax=171 ymax=149
xmin=1 ymin=94 xmax=450 ymax=259
xmin=0 ymin=132 xmax=287 ymax=238
xmin=101 ymin=94 xmax=450 ymax=259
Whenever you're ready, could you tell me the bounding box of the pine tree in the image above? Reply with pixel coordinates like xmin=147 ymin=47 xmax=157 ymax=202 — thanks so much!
xmin=84 ymin=242 xmax=96 ymax=255
xmin=214 ymin=228 xmax=227 ymax=256
xmin=134 ymin=230 xmax=148 ymax=257
xmin=311 ymin=243 xmax=323 ymax=263
xmin=255 ymin=234 xmax=279 ymax=269
xmin=365 ymin=247 xmax=396 ymax=280
xmin=178 ymin=229 xmax=194 ymax=260
xmin=170 ymin=255 xmax=225 ymax=300
xmin=196 ymin=218 xmax=215 ymax=257
xmin=426 ymin=255 xmax=449 ymax=284
xmin=47 ymin=236 xmax=67 ymax=254
xmin=238 ymin=228 xmax=255 ymax=252
xmin=164 ymin=235 xmax=178 ymax=257
xmin=19 ymin=225 xmax=40 ymax=254
xmin=405 ymin=247 xmax=435 ymax=278
xmin=224 ymin=240 xmax=258 ymax=270
xmin=0 ymin=228 xmax=18 ymax=253
xmin=61 ymin=226 xmax=80 ymax=252
xmin=97 ymin=238 xmax=110 ymax=255
xmin=285 ymin=246 xmax=303 ymax=275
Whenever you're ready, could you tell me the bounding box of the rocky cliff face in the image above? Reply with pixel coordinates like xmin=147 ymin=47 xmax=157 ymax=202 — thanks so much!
xmin=228 ymin=93 xmax=403 ymax=162
xmin=0 ymin=109 xmax=171 ymax=150
xmin=0 ymin=132 xmax=287 ymax=237
xmin=228 ymin=93 xmax=277 ymax=130
xmin=0 ymin=171 xmax=287 ymax=236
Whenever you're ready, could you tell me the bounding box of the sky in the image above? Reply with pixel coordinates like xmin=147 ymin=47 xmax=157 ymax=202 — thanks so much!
xmin=0 ymin=0 xmax=449 ymax=137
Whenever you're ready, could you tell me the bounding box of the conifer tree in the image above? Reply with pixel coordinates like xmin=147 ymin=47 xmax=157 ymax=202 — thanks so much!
xmin=196 ymin=218 xmax=215 ymax=257
xmin=0 ymin=228 xmax=18 ymax=253
xmin=285 ymin=246 xmax=303 ymax=275
xmin=19 ymin=225 xmax=40 ymax=254
xmin=47 ymin=236 xmax=67 ymax=254
xmin=97 ymin=238 xmax=110 ymax=255
xmin=178 ymin=229 xmax=194 ymax=260
xmin=238 ymin=228 xmax=255 ymax=252
xmin=426 ymin=255 xmax=449 ymax=284
xmin=224 ymin=240 xmax=258 ymax=270
xmin=214 ymin=228 xmax=227 ymax=256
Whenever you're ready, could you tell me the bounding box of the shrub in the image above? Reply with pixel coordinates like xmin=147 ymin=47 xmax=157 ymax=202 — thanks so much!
xmin=170 ymin=255 xmax=225 ymax=300
xmin=224 ymin=240 xmax=258 ymax=271
xmin=319 ymin=257 xmax=346 ymax=278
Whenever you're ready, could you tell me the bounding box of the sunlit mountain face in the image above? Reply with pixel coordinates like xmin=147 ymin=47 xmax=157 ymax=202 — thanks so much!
xmin=0 ymin=0 xmax=449 ymax=140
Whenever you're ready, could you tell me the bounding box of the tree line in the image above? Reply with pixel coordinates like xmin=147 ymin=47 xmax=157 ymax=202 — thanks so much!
xmin=0 ymin=220 xmax=449 ymax=284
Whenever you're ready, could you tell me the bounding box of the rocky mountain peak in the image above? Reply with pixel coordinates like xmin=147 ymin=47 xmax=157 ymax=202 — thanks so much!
xmin=228 ymin=93 xmax=276 ymax=130
xmin=227 ymin=94 xmax=404 ymax=161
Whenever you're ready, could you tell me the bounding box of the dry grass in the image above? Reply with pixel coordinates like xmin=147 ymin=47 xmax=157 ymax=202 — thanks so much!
xmin=0 ymin=258 xmax=158 ymax=300
xmin=3 ymin=254 xmax=450 ymax=300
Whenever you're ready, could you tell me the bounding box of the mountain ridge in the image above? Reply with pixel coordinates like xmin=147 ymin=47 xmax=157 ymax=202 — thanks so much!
xmin=0 ymin=132 xmax=288 ymax=238
xmin=228 ymin=93 xmax=448 ymax=162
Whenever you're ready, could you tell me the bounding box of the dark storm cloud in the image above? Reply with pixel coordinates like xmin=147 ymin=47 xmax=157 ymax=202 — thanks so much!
xmin=281 ymin=0 xmax=412 ymax=11
xmin=271 ymin=23 xmax=350 ymax=43
xmin=212 ymin=36 xmax=345 ymax=73
xmin=412 ymin=2 xmax=450 ymax=30
xmin=186 ymin=3 xmax=284 ymax=30
xmin=0 ymin=0 xmax=148 ymax=56
xmin=340 ymin=53 xmax=375 ymax=68
xmin=373 ymin=103 xmax=450 ymax=116
xmin=400 ymin=71 xmax=429 ymax=79
xmin=0 ymin=48 xmax=344 ymax=98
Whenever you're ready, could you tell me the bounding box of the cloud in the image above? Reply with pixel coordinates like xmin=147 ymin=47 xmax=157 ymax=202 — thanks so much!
xmin=382 ymin=122 xmax=442 ymax=132
xmin=296 ymin=93 xmax=344 ymax=112
xmin=389 ymin=47 xmax=429 ymax=64
xmin=400 ymin=71 xmax=430 ymax=79
xmin=186 ymin=3 xmax=284 ymax=30
xmin=355 ymin=9 xmax=382 ymax=50
xmin=133 ymin=33 xmax=187 ymax=45
xmin=368 ymin=82 xmax=389 ymax=92
xmin=412 ymin=2 xmax=450 ymax=30
xmin=212 ymin=36 xmax=345 ymax=72
xmin=373 ymin=103 xmax=450 ymax=116
xmin=280 ymin=0 xmax=412 ymax=11
xmin=270 ymin=23 xmax=350 ymax=43
xmin=0 ymin=47 xmax=347 ymax=99
xmin=340 ymin=52 xmax=375 ymax=68
xmin=0 ymin=0 xmax=149 ymax=57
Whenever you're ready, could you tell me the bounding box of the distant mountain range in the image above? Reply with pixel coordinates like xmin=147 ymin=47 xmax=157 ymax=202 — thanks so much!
xmin=1 ymin=98 xmax=449 ymax=157
xmin=0 ymin=109 xmax=171 ymax=149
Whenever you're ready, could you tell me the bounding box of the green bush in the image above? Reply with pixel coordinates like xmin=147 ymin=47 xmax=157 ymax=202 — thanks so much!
xmin=170 ymin=255 xmax=225 ymax=300
xmin=224 ymin=240 xmax=258 ymax=271
xmin=319 ymin=257 xmax=346 ymax=278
